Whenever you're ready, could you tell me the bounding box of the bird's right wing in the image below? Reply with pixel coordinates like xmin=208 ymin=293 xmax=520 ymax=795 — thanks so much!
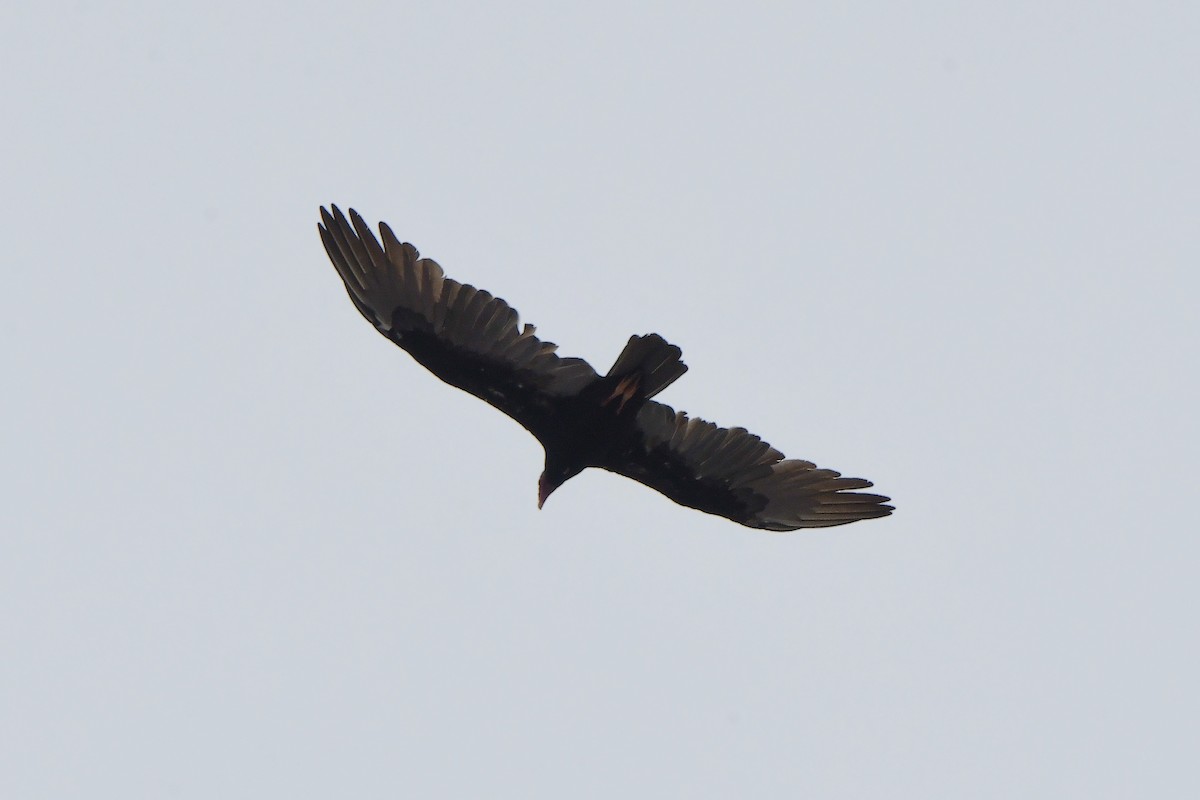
xmin=319 ymin=206 xmax=598 ymax=433
xmin=604 ymin=401 xmax=893 ymax=530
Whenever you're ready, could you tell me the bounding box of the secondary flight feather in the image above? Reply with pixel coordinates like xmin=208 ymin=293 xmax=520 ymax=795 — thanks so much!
xmin=319 ymin=206 xmax=892 ymax=530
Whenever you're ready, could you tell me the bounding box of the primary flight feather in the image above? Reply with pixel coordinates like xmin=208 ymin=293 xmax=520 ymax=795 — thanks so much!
xmin=319 ymin=206 xmax=892 ymax=530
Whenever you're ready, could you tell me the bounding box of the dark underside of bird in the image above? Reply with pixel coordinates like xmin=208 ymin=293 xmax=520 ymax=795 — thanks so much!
xmin=319 ymin=205 xmax=893 ymax=531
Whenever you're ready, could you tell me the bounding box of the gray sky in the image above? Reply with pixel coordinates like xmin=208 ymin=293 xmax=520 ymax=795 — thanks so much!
xmin=4 ymin=1 xmax=1197 ymax=797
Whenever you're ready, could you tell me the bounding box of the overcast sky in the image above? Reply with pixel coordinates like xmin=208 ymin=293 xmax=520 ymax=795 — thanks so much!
xmin=4 ymin=1 xmax=1197 ymax=797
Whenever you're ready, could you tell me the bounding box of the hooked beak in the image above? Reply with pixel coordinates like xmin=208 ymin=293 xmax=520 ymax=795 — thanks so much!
xmin=537 ymin=475 xmax=554 ymax=510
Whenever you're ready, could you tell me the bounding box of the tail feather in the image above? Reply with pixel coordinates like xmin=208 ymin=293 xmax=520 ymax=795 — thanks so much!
xmin=606 ymin=334 xmax=687 ymax=400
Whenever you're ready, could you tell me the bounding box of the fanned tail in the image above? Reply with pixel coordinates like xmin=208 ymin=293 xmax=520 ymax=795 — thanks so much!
xmin=606 ymin=334 xmax=687 ymax=400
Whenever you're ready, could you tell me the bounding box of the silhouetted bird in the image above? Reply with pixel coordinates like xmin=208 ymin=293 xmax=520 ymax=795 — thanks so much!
xmin=319 ymin=206 xmax=892 ymax=530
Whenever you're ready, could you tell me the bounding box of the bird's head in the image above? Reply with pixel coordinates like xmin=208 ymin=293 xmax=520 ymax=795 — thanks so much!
xmin=537 ymin=473 xmax=556 ymax=510
xmin=538 ymin=459 xmax=582 ymax=509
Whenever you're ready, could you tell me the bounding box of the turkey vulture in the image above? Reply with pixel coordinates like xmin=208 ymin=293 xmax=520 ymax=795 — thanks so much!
xmin=319 ymin=206 xmax=892 ymax=530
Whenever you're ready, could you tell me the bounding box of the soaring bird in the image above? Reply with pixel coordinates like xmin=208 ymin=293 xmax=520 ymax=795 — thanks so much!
xmin=319 ymin=206 xmax=892 ymax=530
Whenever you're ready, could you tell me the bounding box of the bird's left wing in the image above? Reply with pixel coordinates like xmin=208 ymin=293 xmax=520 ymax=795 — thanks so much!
xmin=603 ymin=401 xmax=893 ymax=530
xmin=319 ymin=206 xmax=598 ymax=432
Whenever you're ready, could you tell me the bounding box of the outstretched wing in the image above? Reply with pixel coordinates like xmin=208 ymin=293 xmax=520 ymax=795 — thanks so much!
xmin=603 ymin=401 xmax=893 ymax=530
xmin=319 ymin=206 xmax=598 ymax=436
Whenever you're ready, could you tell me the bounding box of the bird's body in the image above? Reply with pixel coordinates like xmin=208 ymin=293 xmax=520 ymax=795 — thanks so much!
xmin=319 ymin=206 xmax=892 ymax=530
